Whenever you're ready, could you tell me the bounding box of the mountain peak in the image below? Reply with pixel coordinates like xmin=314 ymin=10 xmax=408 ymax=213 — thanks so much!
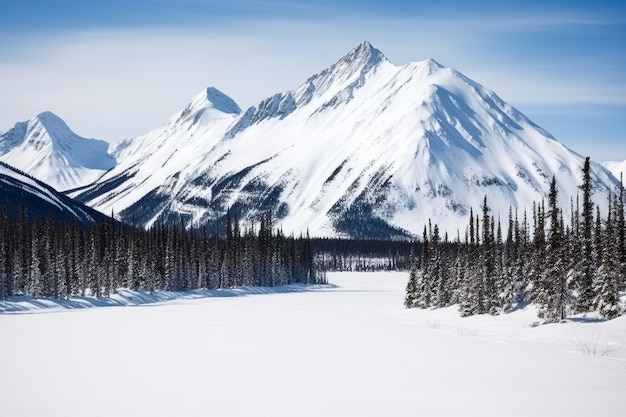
xmin=422 ymin=58 xmax=444 ymax=70
xmin=35 ymin=110 xmax=62 ymax=120
xmin=337 ymin=41 xmax=387 ymax=70
xmin=400 ymin=58 xmax=446 ymax=80
xmin=35 ymin=110 xmax=58 ymax=119
xmin=0 ymin=112 xmax=115 ymax=191
xmin=33 ymin=110 xmax=72 ymax=135
xmin=203 ymin=87 xmax=242 ymax=115
xmin=288 ymin=41 xmax=388 ymax=107
xmin=171 ymin=87 xmax=241 ymax=126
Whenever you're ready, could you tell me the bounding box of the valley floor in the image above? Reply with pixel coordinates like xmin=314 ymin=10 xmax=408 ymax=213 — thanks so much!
xmin=1 ymin=271 xmax=625 ymax=417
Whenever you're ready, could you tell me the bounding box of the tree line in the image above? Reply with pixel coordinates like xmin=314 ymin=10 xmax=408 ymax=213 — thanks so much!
xmin=312 ymin=238 xmax=418 ymax=272
xmin=405 ymin=158 xmax=625 ymax=322
xmin=0 ymin=209 xmax=326 ymax=300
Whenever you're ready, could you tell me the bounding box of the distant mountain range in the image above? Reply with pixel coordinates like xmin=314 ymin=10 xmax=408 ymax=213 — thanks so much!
xmin=1 ymin=42 xmax=620 ymax=238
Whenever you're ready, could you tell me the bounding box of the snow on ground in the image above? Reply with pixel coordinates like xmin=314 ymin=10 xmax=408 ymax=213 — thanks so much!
xmin=1 ymin=272 xmax=625 ymax=417
xmin=0 ymin=284 xmax=329 ymax=314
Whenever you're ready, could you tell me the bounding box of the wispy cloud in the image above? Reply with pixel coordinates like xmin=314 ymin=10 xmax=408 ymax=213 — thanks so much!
xmin=0 ymin=2 xmax=624 ymax=161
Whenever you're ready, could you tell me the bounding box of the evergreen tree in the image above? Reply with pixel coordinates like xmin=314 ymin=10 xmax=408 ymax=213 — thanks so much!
xmin=71 ymin=222 xmax=84 ymax=296
xmin=494 ymin=216 xmax=509 ymax=312
xmin=28 ymin=230 xmax=43 ymax=299
xmin=431 ymin=224 xmax=450 ymax=307
xmin=529 ymin=200 xmax=547 ymax=311
xmin=0 ymin=207 xmax=10 ymax=298
xmin=13 ymin=204 xmax=29 ymax=295
xmin=414 ymin=226 xmax=432 ymax=309
xmin=404 ymin=262 xmax=419 ymax=308
xmin=457 ymin=239 xmax=474 ymax=317
xmin=458 ymin=212 xmax=483 ymax=316
xmin=500 ymin=208 xmax=519 ymax=312
xmin=40 ymin=215 xmax=56 ymax=298
xmin=594 ymin=199 xmax=620 ymax=319
xmin=56 ymin=226 xmax=70 ymax=299
xmin=86 ymin=224 xmax=101 ymax=297
xmin=574 ymin=156 xmax=595 ymax=312
xmin=618 ymin=174 xmax=626 ymax=290
xmin=480 ymin=197 xmax=497 ymax=314
xmin=512 ymin=209 xmax=528 ymax=304
xmin=540 ymin=176 xmax=568 ymax=323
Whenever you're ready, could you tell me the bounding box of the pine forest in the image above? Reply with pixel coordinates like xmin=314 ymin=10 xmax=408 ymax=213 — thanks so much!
xmin=405 ymin=158 xmax=625 ymax=322
xmin=0 ymin=210 xmax=326 ymax=300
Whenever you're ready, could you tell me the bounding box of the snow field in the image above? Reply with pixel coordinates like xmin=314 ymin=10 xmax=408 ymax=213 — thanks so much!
xmin=1 ymin=271 xmax=625 ymax=417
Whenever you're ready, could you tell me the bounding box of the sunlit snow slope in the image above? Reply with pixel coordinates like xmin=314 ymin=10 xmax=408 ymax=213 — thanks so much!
xmin=73 ymin=42 xmax=618 ymax=238
xmin=0 ymin=111 xmax=116 ymax=191
xmin=603 ymin=160 xmax=626 ymax=182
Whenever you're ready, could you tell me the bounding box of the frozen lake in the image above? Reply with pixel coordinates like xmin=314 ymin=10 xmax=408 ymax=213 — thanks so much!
xmin=1 ymin=271 xmax=625 ymax=416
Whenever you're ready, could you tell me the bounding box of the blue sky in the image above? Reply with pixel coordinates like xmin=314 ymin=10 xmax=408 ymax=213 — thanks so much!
xmin=0 ymin=0 xmax=625 ymax=162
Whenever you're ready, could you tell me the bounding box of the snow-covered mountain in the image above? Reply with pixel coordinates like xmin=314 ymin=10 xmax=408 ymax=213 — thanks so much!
xmin=72 ymin=42 xmax=618 ymax=238
xmin=602 ymin=160 xmax=626 ymax=182
xmin=0 ymin=111 xmax=116 ymax=191
xmin=0 ymin=161 xmax=107 ymax=225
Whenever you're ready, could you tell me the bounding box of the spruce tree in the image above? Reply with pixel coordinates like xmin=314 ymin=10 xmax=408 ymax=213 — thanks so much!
xmin=431 ymin=224 xmax=450 ymax=307
xmin=458 ymin=211 xmax=483 ymax=316
xmin=29 ymin=230 xmax=43 ymax=299
xmin=529 ymin=200 xmax=547 ymax=314
xmin=414 ymin=226 xmax=432 ymax=309
xmin=481 ymin=197 xmax=497 ymax=314
xmin=594 ymin=199 xmax=620 ymax=319
xmin=72 ymin=223 xmax=85 ymax=296
xmin=457 ymin=241 xmax=474 ymax=316
xmin=494 ymin=216 xmax=510 ymax=312
xmin=86 ymin=224 xmax=101 ymax=297
xmin=616 ymin=174 xmax=626 ymax=291
xmin=56 ymin=226 xmax=70 ymax=299
xmin=541 ymin=176 xmax=568 ymax=322
xmin=404 ymin=263 xmax=419 ymax=308
xmin=13 ymin=204 xmax=29 ymax=295
xmin=501 ymin=208 xmax=520 ymax=311
xmin=574 ymin=156 xmax=595 ymax=312
xmin=127 ymin=225 xmax=142 ymax=291
xmin=0 ymin=207 xmax=10 ymax=298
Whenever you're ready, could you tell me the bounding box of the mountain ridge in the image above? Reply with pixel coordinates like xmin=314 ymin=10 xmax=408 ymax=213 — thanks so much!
xmin=4 ymin=42 xmax=619 ymax=238
xmin=73 ymin=42 xmax=620 ymax=237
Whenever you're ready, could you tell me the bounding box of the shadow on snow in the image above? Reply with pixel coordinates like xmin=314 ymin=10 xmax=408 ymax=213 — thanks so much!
xmin=0 ymin=283 xmax=338 ymax=314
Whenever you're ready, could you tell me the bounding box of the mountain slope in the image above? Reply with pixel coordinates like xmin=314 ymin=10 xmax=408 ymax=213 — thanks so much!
xmin=72 ymin=87 xmax=241 ymax=219
xmin=73 ymin=42 xmax=619 ymax=238
xmin=0 ymin=161 xmax=108 ymax=225
xmin=0 ymin=111 xmax=116 ymax=191
xmin=602 ymin=160 xmax=626 ymax=182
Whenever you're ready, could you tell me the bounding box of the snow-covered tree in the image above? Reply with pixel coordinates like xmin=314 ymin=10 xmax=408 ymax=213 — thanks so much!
xmin=573 ymin=157 xmax=596 ymax=313
xmin=594 ymin=196 xmax=621 ymax=319
xmin=28 ymin=230 xmax=43 ymax=299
